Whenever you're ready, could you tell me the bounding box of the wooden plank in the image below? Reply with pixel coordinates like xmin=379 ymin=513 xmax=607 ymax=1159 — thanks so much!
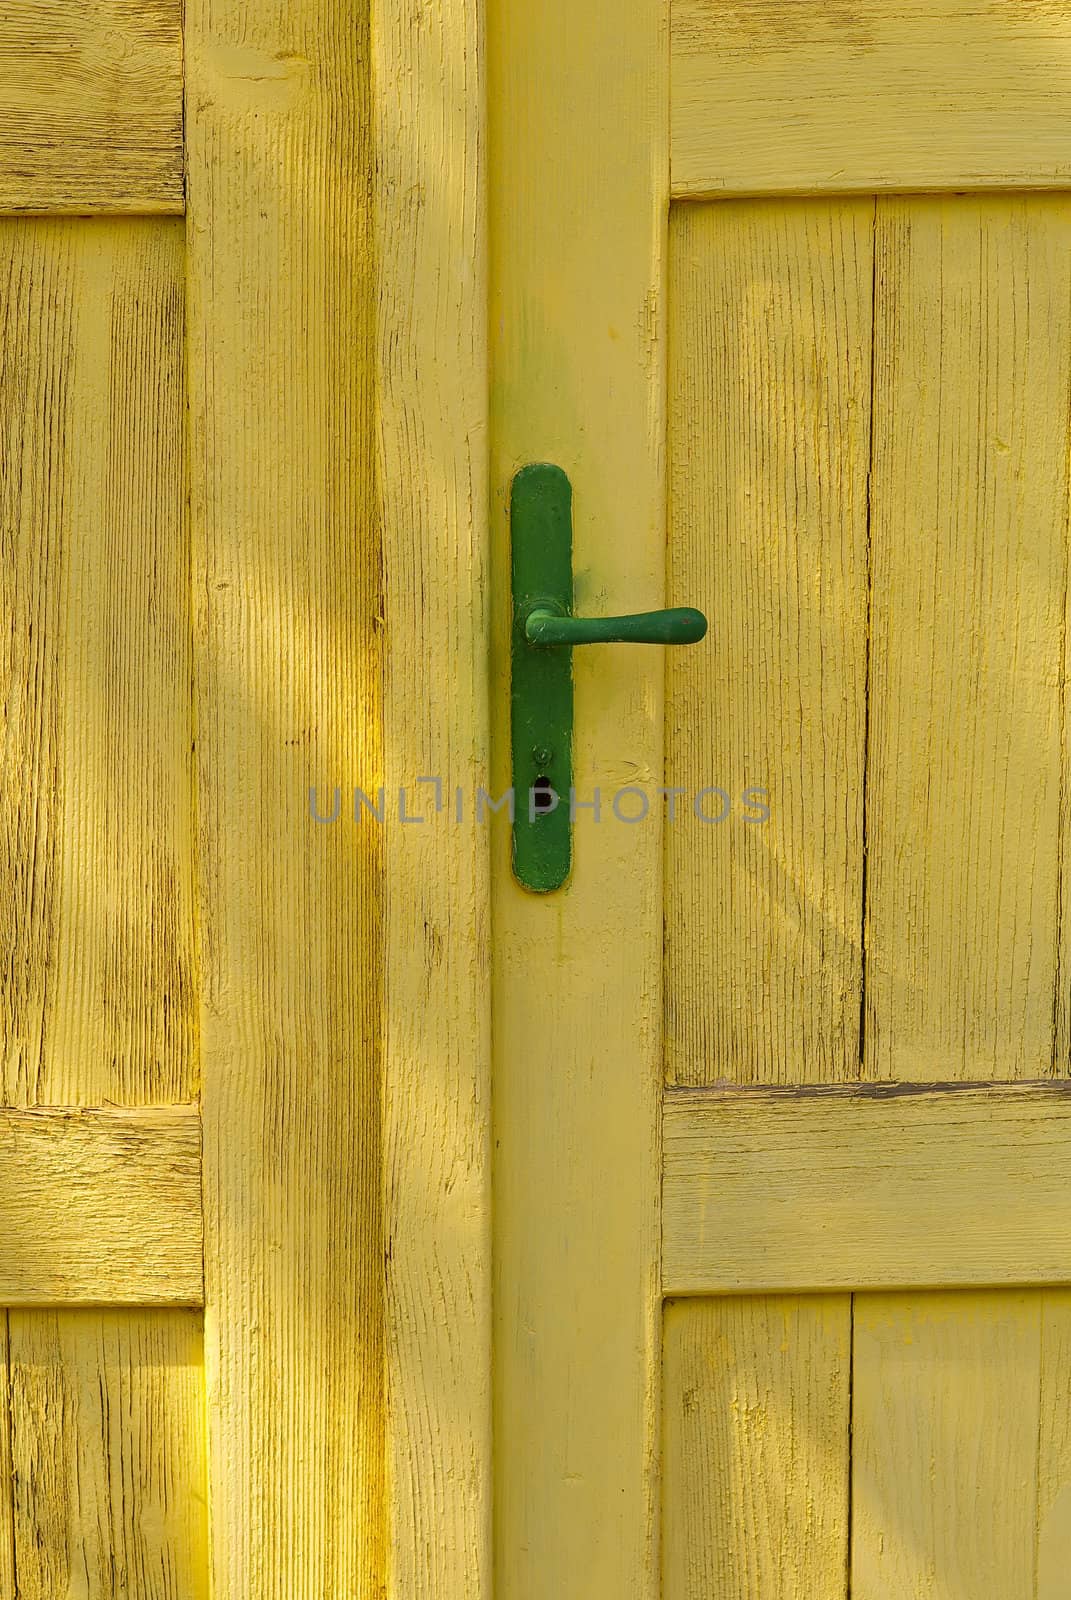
xmin=851 ymin=1291 xmax=1041 ymax=1598
xmin=663 ymin=1082 xmax=1071 ymax=1294
xmin=672 ymin=0 xmax=1071 ymax=198
xmin=0 ymin=1106 xmax=202 ymax=1306
xmin=374 ymin=0 xmax=491 ymax=1593
xmin=489 ymin=0 xmax=665 ymax=1594
xmin=865 ymin=197 xmax=1071 ymax=1082
xmin=0 ymin=2 xmax=182 ymax=213
xmin=1038 ymin=1291 xmax=1071 ymax=1591
xmin=664 ymin=196 xmax=863 ymax=1580
xmin=852 ymin=1291 xmax=1071 ymax=1593
xmin=666 ymin=198 xmax=871 ymax=1086
xmin=663 ymin=1296 xmax=850 ymax=1600
xmin=8 ymin=1310 xmax=208 ymax=1599
xmin=849 ymin=196 xmax=1071 ymax=1598
xmin=0 ymin=213 xmax=204 ymax=1585
xmin=0 ymin=217 xmax=195 ymax=1106
xmin=0 ymin=1318 xmax=13 ymax=1596
xmin=185 ymin=5 xmax=385 ymax=1595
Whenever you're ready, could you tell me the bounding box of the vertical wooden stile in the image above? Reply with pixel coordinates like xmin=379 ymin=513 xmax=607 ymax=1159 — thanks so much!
xmin=375 ymin=0 xmax=492 ymax=1592
xmin=489 ymin=0 xmax=667 ymax=1594
xmin=185 ymin=4 xmax=385 ymax=1592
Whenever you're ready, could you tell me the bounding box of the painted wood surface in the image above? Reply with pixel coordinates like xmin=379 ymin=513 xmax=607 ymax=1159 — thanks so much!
xmin=663 ymin=201 xmax=866 ymax=1579
xmin=0 ymin=218 xmax=194 ymax=1108
xmin=0 ymin=0 xmax=489 ymax=1587
xmin=0 ymin=2 xmax=183 ymax=213
xmin=667 ymin=195 xmax=1071 ymax=1089
xmin=374 ymin=0 xmax=492 ymax=1591
xmin=667 ymin=1292 xmax=1071 ymax=1599
xmin=8 ymin=1310 xmax=208 ymax=1600
xmin=851 ymin=1291 xmax=1069 ymax=1600
xmin=663 ymin=1295 xmax=850 ymax=1600
xmin=666 ymin=199 xmax=870 ymax=1087
xmin=489 ymin=0 xmax=665 ymax=1593
xmin=185 ymin=1 xmax=385 ymax=1592
xmin=672 ymin=0 xmax=1071 ymax=197
xmin=865 ymin=196 xmax=1071 ymax=1082
xmin=1037 ymin=1292 xmax=1071 ymax=1595
xmin=0 ymin=1107 xmax=201 ymax=1305
xmin=664 ymin=1082 xmax=1071 ymax=1294
xmin=664 ymin=186 xmax=1071 ymax=1594
xmin=0 ymin=213 xmax=207 ymax=1586
xmin=0 ymin=1319 xmax=12 ymax=1595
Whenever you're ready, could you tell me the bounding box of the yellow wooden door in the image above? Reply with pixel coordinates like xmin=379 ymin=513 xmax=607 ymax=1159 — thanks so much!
xmin=11 ymin=1 xmax=1071 ymax=1595
xmin=492 ymin=3 xmax=1071 ymax=1596
xmin=0 ymin=1 xmax=491 ymax=1597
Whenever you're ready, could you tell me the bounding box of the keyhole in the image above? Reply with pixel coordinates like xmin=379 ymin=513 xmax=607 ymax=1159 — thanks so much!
xmin=531 ymin=775 xmax=556 ymax=816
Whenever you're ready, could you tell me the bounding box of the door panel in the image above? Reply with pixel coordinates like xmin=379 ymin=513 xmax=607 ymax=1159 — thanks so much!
xmin=667 ymin=193 xmax=1071 ymax=1089
xmin=665 ymin=191 xmax=1071 ymax=1594
xmin=0 ymin=214 xmax=207 ymax=1594
xmin=489 ymin=5 xmax=1071 ymax=1599
xmin=851 ymin=1290 xmax=1052 ymax=1600
xmin=866 ymin=196 xmax=1070 ymax=1081
xmin=666 ymin=198 xmax=870 ymax=1087
xmin=0 ymin=0 xmax=489 ymax=1592
xmin=664 ymin=1291 xmax=1071 ymax=1599
xmin=0 ymin=217 xmax=195 ymax=1103
xmin=7 ymin=1310 xmax=207 ymax=1600
xmin=663 ymin=1296 xmax=850 ymax=1600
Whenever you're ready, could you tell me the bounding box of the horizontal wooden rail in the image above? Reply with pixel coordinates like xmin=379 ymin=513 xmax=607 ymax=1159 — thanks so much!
xmin=0 ymin=1106 xmax=202 ymax=1305
xmin=663 ymin=1082 xmax=1071 ymax=1295
xmin=0 ymin=2 xmax=183 ymax=213
xmin=672 ymin=0 xmax=1071 ymax=198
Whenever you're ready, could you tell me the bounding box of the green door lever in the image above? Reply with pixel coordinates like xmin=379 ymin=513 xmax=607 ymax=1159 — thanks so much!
xmin=524 ymin=605 xmax=707 ymax=647
xmin=510 ymin=462 xmax=709 ymax=893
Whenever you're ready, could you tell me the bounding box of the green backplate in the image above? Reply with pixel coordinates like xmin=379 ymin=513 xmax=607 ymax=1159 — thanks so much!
xmin=510 ymin=463 xmax=574 ymax=892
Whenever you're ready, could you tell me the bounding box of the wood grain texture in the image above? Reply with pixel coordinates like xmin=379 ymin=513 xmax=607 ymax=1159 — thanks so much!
xmin=1037 ymin=1292 xmax=1071 ymax=1594
xmin=374 ymin=0 xmax=491 ymax=1592
xmin=664 ymin=1082 xmax=1071 ymax=1293
xmin=0 ymin=1106 xmax=201 ymax=1305
xmin=185 ymin=3 xmax=385 ymax=1593
xmin=0 ymin=214 xmax=205 ymax=1583
xmin=851 ymin=1291 xmax=1047 ymax=1599
xmin=865 ymin=197 xmax=1071 ymax=1082
xmin=663 ymin=1296 xmax=850 ymax=1600
xmin=666 ymin=199 xmax=871 ymax=1086
xmin=489 ymin=0 xmax=665 ymax=1593
xmin=672 ymin=0 xmax=1071 ymax=197
xmin=8 ymin=1310 xmax=208 ymax=1599
xmin=0 ymin=1318 xmax=13 ymax=1596
xmin=0 ymin=217 xmax=195 ymax=1107
xmin=0 ymin=1 xmax=183 ymax=212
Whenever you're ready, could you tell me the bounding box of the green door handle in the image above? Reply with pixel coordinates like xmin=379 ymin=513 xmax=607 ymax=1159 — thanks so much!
xmin=510 ymin=462 xmax=708 ymax=893
xmin=524 ymin=604 xmax=707 ymax=647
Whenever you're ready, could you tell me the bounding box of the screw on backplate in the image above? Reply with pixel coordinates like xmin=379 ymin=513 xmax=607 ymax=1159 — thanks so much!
xmin=532 ymin=745 xmax=553 ymax=768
